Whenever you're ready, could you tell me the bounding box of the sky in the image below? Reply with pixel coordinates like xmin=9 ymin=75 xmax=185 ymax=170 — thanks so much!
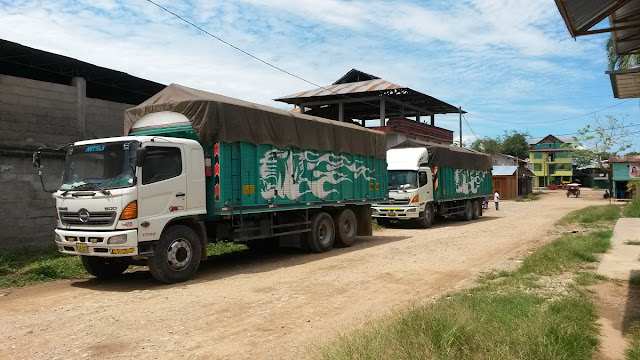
xmin=1 ymin=0 xmax=638 ymax=151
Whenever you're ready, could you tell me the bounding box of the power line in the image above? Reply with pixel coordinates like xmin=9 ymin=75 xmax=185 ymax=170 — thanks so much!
xmin=466 ymin=99 xmax=635 ymax=125
xmin=461 ymin=114 xmax=479 ymax=141
xmin=527 ymin=122 xmax=640 ymax=140
xmin=144 ymin=0 xmax=397 ymax=116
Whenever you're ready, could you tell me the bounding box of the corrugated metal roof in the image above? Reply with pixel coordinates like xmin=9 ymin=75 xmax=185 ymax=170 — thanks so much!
xmin=276 ymin=79 xmax=404 ymax=100
xmin=555 ymin=0 xmax=630 ymax=37
xmin=492 ymin=166 xmax=518 ymax=176
xmin=527 ymin=136 xmax=574 ymax=145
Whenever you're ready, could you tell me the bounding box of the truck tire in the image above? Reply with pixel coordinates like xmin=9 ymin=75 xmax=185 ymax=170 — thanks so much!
xmin=472 ymin=200 xmax=481 ymax=220
xmin=148 ymin=225 xmax=202 ymax=283
xmin=334 ymin=209 xmax=357 ymax=247
xmin=463 ymin=200 xmax=473 ymax=221
xmin=306 ymin=212 xmax=335 ymax=253
xmin=416 ymin=203 xmax=433 ymax=229
xmin=81 ymin=256 xmax=129 ymax=279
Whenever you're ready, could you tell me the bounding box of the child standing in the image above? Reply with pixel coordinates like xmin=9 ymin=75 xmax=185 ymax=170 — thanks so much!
xmin=494 ymin=190 xmax=500 ymax=210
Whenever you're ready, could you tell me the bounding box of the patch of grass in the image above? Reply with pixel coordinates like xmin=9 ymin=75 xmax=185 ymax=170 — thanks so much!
xmin=627 ymin=326 xmax=640 ymax=360
xmin=627 ymin=240 xmax=640 ymax=246
xmin=206 ymin=241 xmax=247 ymax=256
xmin=0 ymin=250 xmax=86 ymax=288
xmin=625 ymin=199 xmax=640 ymax=218
xmin=557 ymin=205 xmax=622 ymax=225
xmin=630 ymin=274 xmax=640 ymax=286
xmin=517 ymin=231 xmax=612 ymax=276
xmin=316 ymin=288 xmax=598 ymax=360
xmin=371 ymin=219 xmax=383 ymax=231
xmin=575 ymin=271 xmax=606 ymax=286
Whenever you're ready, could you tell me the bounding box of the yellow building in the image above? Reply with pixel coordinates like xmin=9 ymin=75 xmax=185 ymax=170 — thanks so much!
xmin=528 ymin=135 xmax=573 ymax=187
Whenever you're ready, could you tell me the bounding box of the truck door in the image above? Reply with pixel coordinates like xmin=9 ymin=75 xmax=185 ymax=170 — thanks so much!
xmin=418 ymin=169 xmax=433 ymax=202
xmin=137 ymin=144 xmax=187 ymax=240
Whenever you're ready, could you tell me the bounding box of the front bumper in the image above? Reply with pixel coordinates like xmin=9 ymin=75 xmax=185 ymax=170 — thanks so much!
xmin=372 ymin=205 xmax=421 ymax=219
xmin=54 ymin=229 xmax=139 ymax=257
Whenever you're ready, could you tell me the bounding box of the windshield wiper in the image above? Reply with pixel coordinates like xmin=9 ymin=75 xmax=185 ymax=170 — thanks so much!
xmin=61 ymin=183 xmax=110 ymax=196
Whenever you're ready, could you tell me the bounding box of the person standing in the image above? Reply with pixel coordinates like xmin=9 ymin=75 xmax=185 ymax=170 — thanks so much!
xmin=494 ymin=190 xmax=500 ymax=210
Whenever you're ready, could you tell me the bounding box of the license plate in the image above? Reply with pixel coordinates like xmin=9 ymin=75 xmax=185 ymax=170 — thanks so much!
xmin=387 ymin=212 xmax=397 ymax=216
xmin=76 ymin=243 xmax=88 ymax=251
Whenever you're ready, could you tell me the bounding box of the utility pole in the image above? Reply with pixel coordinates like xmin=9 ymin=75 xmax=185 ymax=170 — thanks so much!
xmin=459 ymin=106 xmax=462 ymax=147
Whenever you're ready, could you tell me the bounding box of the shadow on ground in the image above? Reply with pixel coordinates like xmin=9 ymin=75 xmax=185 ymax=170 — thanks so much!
xmin=70 ymin=234 xmax=411 ymax=292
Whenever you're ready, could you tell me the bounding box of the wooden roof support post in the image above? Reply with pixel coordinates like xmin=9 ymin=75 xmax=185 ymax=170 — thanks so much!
xmin=416 ymin=113 xmax=420 ymax=123
xmin=379 ymin=98 xmax=386 ymax=126
xmin=299 ymin=103 xmax=306 ymax=114
xmin=430 ymin=114 xmax=435 ymax=126
xmin=399 ymin=106 xmax=405 ymax=118
xmin=338 ymin=102 xmax=344 ymax=122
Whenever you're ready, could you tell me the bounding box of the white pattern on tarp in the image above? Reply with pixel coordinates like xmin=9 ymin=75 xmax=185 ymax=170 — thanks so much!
xmin=454 ymin=169 xmax=483 ymax=195
xmin=259 ymin=149 xmax=373 ymax=200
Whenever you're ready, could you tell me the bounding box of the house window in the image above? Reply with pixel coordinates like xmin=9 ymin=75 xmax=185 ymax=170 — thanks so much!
xmin=533 ymin=163 xmax=542 ymax=171
xmin=533 ymin=153 xmax=542 ymax=159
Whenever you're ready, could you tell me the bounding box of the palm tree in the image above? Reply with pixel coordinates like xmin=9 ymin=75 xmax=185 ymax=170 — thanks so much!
xmin=606 ymin=37 xmax=640 ymax=70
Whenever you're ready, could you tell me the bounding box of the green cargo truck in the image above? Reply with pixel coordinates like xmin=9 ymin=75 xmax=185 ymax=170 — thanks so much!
xmin=372 ymin=140 xmax=492 ymax=228
xmin=33 ymin=84 xmax=387 ymax=283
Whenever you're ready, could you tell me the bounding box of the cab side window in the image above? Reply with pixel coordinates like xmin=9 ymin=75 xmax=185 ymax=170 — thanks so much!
xmin=419 ymin=171 xmax=428 ymax=187
xmin=142 ymin=147 xmax=182 ymax=185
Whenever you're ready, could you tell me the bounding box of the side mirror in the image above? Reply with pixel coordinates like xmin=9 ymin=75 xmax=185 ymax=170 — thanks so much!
xmin=135 ymin=147 xmax=148 ymax=166
xmin=32 ymin=150 xmax=42 ymax=168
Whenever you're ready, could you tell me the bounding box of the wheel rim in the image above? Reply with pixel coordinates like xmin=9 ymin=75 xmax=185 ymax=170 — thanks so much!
xmin=342 ymin=218 xmax=355 ymax=237
xmin=167 ymin=238 xmax=193 ymax=271
xmin=318 ymin=220 xmax=333 ymax=246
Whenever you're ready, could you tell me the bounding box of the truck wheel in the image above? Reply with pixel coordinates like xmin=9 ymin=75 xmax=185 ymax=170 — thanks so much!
xmin=416 ymin=204 xmax=433 ymax=228
xmin=306 ymin=212 xmax=335 ymax=253
xmin=463 ymin=200 xmax=473 ymax=221
xmin=81 ymin=256 xmax=129 ymax=279
xmin=334 ymin=209 xmax=357 ymax=247
xmin=472 ymin=200 xmax=481 ymax=220
xmin=148 ymin=225 xmax=202 ymax=283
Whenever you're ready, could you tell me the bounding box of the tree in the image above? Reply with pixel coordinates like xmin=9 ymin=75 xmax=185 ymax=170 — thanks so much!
xmin=569 ymin=115 xmax=632 ymax=168
xmin=470 ymin=130 xmax=529 ymax=158
xmin=606 ymin=37 xmax=640 ymax=70
xmin=501 ymin=130 xmax=530 ymax=158
xmin=470 ymin=137 xmax=502 ymax=154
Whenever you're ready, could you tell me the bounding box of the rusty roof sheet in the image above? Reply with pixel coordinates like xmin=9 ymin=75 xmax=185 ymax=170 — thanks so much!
xmin=277 ymin=79 xmax=404 ymax=100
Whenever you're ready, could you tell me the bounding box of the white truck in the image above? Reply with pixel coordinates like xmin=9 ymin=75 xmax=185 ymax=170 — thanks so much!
xmin=32 ymin=84 xmax=387 ymax=283
xmin=372 ymin=145 xmax=492 ymax=228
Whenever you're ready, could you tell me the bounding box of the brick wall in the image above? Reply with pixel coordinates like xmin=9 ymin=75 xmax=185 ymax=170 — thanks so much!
xmin=0 ymin=74 xmax=135 ymax=251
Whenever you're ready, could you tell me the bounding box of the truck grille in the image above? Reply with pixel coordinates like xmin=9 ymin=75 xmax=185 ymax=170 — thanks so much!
xmin=388 ymin=200 xmax=410 ymax=205
xmin=60 ymin=211 xmax=116 ymax=226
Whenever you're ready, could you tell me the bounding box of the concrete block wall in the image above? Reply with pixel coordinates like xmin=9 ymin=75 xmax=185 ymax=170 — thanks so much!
xmin=0 ymin=74 xmax=135 ymax=251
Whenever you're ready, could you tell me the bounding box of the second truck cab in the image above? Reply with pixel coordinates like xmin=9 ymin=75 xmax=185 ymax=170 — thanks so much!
xmin=373 ymin=148 xmax=434 ymax=228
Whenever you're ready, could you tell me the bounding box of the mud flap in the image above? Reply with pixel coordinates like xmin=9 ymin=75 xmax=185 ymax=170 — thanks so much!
xmin=354 ymin=205 xmax=372 ymax=236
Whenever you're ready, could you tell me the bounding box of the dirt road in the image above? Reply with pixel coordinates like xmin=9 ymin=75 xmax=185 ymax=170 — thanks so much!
xmin=0 ymin=190 xmax=608 ymax=359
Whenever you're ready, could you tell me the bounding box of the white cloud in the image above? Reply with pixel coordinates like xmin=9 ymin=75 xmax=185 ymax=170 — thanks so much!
xmin=0 ymin=0 xmax=629 ymax=144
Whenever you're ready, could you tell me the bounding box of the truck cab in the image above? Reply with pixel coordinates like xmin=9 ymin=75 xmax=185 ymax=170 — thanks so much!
xmin=34 ymin=114 xmax=209 ymax=283
xmin=373 ymin=148 xmax=435 ymax=228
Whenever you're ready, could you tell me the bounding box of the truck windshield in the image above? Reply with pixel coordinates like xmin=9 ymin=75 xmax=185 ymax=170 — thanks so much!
xmin=60 ymin=141 xmax=139 ymax=191
xmin=388 ymin=170 xmax=418 ymax=190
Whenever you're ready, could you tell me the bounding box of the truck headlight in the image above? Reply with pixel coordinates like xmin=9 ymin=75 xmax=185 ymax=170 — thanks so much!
xmin=372 ymin=208 xmax=379 ymax=213
xmin=407 ymin=208 xmax=417 ymax=212
xmin=107 ymin=234 xmax=127 ymax=244
xmin=55 ymin=233 xmax=62 ymax=242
